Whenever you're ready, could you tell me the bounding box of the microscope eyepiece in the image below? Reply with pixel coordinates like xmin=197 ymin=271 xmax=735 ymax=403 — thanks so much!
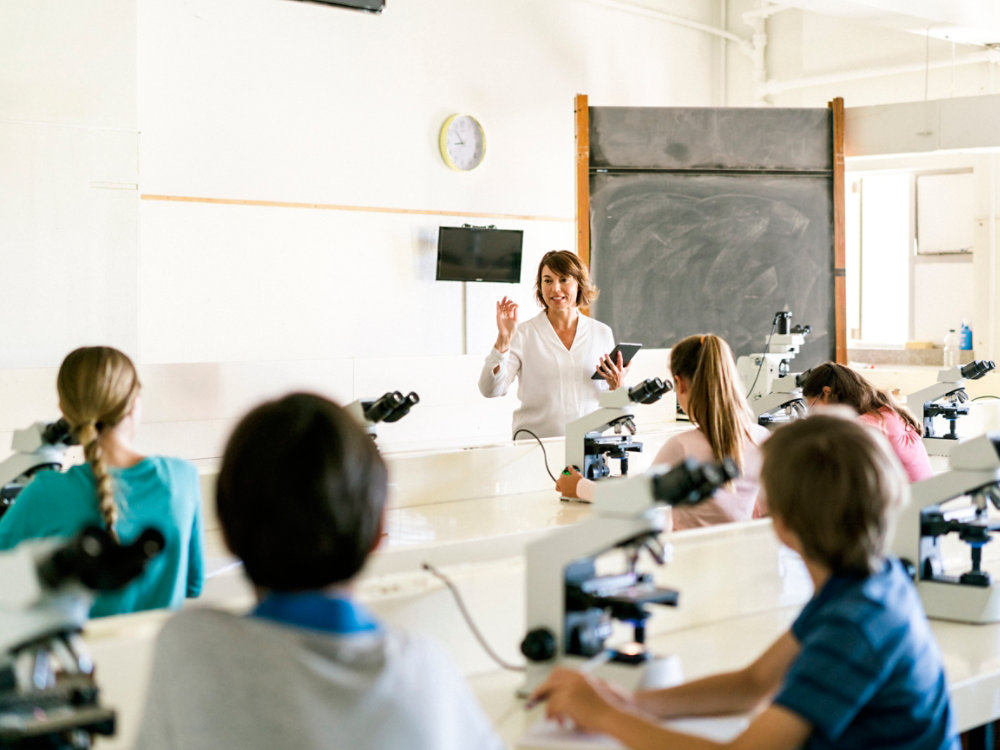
xmin=363 ymin=391 xmax=405 ymax=424
xmin=650 ymin=457 xmax=739 ymax=507
xmin=38 ymin=525 xmax=166 ymax=592
xmin=627 ymin=378 xmax=671 ymax=405
xmin=41 ymin=418 xmax=78 ymax=447
xmin=960 ymin=360 xmax=996 ymax=381
xmin=773 ymin=311 xmax=792 ymax=335
xmin=382 ymin=391 xmax=420 ymax=423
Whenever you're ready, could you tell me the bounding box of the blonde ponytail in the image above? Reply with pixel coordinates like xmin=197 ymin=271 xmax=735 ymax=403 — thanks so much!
xmin=670 ymin=334 xmax=756 ymax=472
xmin=57 ymin=347 xmax=141 ymax=541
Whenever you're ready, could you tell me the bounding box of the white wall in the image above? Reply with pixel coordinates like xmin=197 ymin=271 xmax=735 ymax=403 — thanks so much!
xmin=0 ymin=0 xmax=138 ymax=368
xmin=1 ymin=0 xmax=718 ymax=450
xmin=5 ymin=0 xmax=1000 ymax=450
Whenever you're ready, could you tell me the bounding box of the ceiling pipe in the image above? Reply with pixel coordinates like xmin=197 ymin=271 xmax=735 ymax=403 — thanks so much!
xmin=762 ymin=47 xmax=1000 ymax=96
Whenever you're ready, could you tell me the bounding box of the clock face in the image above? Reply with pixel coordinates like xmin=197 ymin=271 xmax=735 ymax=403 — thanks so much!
xmin=440 ymin=114 xmax=486 ymax=171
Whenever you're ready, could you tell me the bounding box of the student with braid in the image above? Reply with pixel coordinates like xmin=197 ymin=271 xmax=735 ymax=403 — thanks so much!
xmin=558 ymin=334 xmax=769 ymax=529
xmin=0 ymin=346 xmax=204 ymax=617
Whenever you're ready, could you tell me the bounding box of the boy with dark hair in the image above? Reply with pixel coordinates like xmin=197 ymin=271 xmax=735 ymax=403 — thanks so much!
xmin=531 ymin=411 xmax=958 ymax=750
xmin=137 ymin=392 xmax=505 ymax=750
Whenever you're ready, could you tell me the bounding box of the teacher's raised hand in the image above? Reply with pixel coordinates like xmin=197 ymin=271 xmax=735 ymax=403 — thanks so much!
xmin=495 ymin=296 xmax=519 ymax=353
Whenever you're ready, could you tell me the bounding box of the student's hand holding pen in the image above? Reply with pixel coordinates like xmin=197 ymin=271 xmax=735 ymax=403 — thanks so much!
xmin=526 ymin=666 xmax=631 ymax=733
xmin=555 ymin=466 xmax=584 ymax=498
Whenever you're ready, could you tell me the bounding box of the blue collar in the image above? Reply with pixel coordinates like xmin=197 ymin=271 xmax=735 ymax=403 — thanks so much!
xmin=251 ymin=592 xmax=381 ymax=635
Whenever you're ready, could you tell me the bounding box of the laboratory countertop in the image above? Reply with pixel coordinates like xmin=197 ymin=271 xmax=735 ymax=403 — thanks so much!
xmin=82 ymin=427 xmax=1000 ymax=749
xmin=478 ymin=606 xmax=1000 ymax=748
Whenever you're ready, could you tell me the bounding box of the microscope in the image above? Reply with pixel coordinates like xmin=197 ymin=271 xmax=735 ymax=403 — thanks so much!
xmin=905 ymin=360 xmax=996 ymax=456
xmin=562 ymin=378 xmax=672 ymax=499
xmin=892 ymin=432 xmax=1000 ymax=623
xmin=1 ymin=419 xmax=77 ymax=519
xmin=1 ymin=525 xmax=164 ymax=748
xmin=520 ymin=457 xmax=738 ymax=694
xmin=345 ymin=391 xmax=420 ymax=440
xmin=736 ymin=311 xmax=812 ymax=426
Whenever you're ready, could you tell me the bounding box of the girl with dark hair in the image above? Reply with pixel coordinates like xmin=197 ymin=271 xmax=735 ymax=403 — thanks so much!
xmin=801 ymin=362 xmax=932 ymax=481
xmin=478 ymin=250 xmax=626 ymax=438
xmin=559 ymin=334 xmax=769 ymax=530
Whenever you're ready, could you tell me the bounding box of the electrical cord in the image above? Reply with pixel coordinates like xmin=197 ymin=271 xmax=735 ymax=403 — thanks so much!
xmin=745 ymin=317 xmax=779 ymax=399
xmin=972 ymin=395 xmax=1000 ymax=401
xmin=512 ymin=428 xmax=559 ymax=482
xmin=422 ymin=561 xmax=525 ymax=672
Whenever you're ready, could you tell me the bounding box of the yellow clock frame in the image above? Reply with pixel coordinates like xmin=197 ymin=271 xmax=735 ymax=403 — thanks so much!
xmin=439 ymin=114 xmax=486 ymax=171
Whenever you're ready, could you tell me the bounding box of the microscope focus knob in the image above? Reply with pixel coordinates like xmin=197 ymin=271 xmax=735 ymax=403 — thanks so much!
xmin=520 ymin=628 xmax=557 ymax=662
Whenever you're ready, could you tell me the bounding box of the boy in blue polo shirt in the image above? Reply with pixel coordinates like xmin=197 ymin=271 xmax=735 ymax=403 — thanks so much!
xmin=137 ymin=392 xmax=505 ymax=750
xmin=530 ymin=411 xmax=958 ymax=750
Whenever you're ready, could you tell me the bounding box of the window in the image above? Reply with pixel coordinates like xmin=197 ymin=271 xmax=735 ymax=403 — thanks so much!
xmin=846 ymin=169 xmax=974 ymax=347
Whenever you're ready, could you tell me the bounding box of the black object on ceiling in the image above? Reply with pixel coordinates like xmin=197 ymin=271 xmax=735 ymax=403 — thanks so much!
xmin=289 ymin=0 xmax=384 ymax=13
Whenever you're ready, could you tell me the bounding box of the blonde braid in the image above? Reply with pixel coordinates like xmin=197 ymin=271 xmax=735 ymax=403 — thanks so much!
xmin=76 ymin=421 xmax=119 ymax=541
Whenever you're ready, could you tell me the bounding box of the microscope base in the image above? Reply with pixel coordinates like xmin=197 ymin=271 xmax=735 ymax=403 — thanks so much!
xmin=923 ymin=437 xmax=960 ymax=457
xmin=918 ymin=579 xmax=1000 ymax=623
xmin=519 ymin=654 xmax=683 ymax=698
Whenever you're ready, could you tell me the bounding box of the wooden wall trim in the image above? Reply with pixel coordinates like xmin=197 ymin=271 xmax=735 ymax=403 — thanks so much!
xmin=140 ymin=194 xmax=571 ymax=224
xmin=830 ymin=96 xmax=847 ymax=364
xmin=575 ymin=94 xmax=591 ymax=269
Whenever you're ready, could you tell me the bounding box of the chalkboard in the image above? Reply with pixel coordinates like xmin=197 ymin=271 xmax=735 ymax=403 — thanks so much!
xmin=588 ymin=106 xmax=836 ymax=368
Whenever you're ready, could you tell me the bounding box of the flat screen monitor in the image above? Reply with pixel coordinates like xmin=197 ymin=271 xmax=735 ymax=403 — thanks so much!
xmin=436 ymin=226 xmax=523 ymax=284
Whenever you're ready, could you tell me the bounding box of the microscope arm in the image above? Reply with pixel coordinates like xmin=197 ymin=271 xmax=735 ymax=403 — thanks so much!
xmin=907 ymin=382 xmax=967 ymax=412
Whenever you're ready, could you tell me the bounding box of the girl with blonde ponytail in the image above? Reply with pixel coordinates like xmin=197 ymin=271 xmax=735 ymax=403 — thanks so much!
xmin=557 ymin=334 xmax=770 ymax=530
xmin=0 ymin=346 xmax=205 ymax=617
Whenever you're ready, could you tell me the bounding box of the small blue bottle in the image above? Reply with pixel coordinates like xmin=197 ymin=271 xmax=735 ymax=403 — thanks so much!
xmin=960 ymin=321 xmax=972 ymax=351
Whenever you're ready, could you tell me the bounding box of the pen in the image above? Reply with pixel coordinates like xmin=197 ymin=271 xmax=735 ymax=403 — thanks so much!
xmin=524 ymin=649 xmax=614 ymax=710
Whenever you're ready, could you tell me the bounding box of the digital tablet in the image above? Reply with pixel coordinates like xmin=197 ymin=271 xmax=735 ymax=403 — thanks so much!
xmin=591 ymin=342 xmax=642 ymax=379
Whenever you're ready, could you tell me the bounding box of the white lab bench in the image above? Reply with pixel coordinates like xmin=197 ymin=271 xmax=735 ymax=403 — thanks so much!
xmin=78 ymin=424 xmax=1000 ymax=749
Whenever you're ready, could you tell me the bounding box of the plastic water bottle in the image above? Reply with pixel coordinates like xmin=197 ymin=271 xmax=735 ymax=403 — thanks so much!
xmin=943 ymin=329 xmax=960 ymax=368
xmin=960 ymin=321 xmax=973 ymax=351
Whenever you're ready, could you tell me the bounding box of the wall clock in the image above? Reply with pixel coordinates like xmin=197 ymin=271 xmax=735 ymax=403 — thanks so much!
xmin=439 ymin=114 xmax=486 ymax=171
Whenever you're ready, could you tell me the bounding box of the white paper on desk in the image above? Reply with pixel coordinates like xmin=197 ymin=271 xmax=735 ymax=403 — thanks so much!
xmin=517 ymin=715 xmax=749 ymax=749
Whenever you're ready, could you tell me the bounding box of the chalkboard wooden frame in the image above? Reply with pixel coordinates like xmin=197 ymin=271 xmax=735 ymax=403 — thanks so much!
xmin=576 ymin=99 xmax=846 ymax=368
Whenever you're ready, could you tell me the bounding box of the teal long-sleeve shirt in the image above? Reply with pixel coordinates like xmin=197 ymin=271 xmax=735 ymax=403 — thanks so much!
xmin=0 ymin=456 xmax=205 ymax=618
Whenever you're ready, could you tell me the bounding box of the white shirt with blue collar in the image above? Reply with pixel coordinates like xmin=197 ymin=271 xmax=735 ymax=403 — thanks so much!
xmin=136 ymin=592 xmax=507 ymax=750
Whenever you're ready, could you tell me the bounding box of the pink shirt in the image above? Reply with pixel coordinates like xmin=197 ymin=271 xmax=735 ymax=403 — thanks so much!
xmin=858 ymin=407 xmax=933 ymax=482
xmin=654 ymin=425 xmax=771 ymax=531
xmin=576 ymin=424 xmax=770 ymax=530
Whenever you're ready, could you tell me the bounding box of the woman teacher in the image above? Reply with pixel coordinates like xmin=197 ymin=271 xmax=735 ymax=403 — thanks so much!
xmin=478 ymin=250 xmax=626 ymax=439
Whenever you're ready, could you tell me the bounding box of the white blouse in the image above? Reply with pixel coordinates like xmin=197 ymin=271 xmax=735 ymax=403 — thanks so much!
xmin=478 ymin=310 xmax=615 ymax=439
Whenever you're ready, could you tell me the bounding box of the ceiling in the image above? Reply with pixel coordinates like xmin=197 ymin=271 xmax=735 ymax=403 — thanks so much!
xmin=771 ymin=0 xmax=1000 ymax=47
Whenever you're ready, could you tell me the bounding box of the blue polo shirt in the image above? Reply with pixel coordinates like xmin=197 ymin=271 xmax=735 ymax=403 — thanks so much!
xmin=774 ymin=558 xmax=958 ymax=750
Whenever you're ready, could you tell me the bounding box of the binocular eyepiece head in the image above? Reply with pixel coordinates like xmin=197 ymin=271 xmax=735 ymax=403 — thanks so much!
xmin=650 ymin=457 xmax=739 ymax=507
xmin=628 ymin=377 xmax=672 ymax=405
xmin=41 ymin=417 xmax=78 ymax=447
xmin=383 ymin=391 xmax=420 ymax=423
xmin=960 ymin=360 xmax=997 ymax=381
xmin=362 ymin=391 xmax=420 ymax=424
